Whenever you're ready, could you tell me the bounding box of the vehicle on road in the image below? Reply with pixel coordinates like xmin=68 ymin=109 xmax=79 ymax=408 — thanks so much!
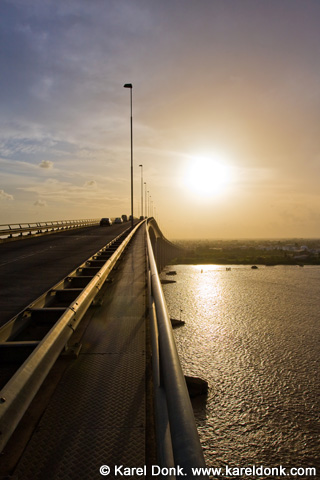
xmin=114 ymin=217 xmax=123 ymax=224
xmin=100 ymin=217 xmax=112 ymax=226
xmin=121 ymin=214 xmax=128 ymax=222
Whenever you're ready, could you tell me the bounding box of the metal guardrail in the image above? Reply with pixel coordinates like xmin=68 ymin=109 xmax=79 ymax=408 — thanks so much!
xmin=0 ymin=219 xmax=100 ymax=240
xmin=0 ymin=222 xmax=141 ymax=453
xmin=146 ymin=222 xmax=208 ymax=479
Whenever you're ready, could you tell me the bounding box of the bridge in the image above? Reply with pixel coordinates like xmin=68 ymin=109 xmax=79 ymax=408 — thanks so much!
xmin=0 ymin=219 xmax=207 ymax=479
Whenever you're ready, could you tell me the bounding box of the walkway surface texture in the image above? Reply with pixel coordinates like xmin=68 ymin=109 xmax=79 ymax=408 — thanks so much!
xmin=12 ymin=226 xmax=149 ymax=479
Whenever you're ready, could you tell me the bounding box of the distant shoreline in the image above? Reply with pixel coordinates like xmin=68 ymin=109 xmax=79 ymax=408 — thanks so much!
xmin=169 ymin=239 xmax=320 ymax=266
xmin=170 ymin=259 xmax=319 ymax=266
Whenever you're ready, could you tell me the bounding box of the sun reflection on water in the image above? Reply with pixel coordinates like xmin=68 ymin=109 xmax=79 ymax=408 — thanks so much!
xmin=161 ymin=265 xmax=320 ymax=471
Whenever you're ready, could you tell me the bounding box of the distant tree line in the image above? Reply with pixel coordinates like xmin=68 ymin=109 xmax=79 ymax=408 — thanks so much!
xmin=170 ymin=240 xmax=320 ymax=266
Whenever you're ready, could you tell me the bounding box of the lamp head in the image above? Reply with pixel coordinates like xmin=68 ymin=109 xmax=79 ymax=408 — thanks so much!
xmin=123 ymin=83 xmax=133 ymax=88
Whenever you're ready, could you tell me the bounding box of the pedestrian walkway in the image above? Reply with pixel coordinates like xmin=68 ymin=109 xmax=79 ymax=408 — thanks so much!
xmin=13 ymin=226 xmax=148 ymax=479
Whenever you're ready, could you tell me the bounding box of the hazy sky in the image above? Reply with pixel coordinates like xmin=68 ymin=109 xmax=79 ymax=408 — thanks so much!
xmin=1 ymin=0 xmax=320 ymax=239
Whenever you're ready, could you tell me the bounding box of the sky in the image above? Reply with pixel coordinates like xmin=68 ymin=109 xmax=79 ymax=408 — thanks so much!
xmin=1 ymin=0 xmax=320 ymax=240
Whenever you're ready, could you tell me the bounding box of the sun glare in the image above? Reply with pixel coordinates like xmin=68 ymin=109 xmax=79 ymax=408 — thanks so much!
xmin=184 ymin=155 xmax=231 ymax=197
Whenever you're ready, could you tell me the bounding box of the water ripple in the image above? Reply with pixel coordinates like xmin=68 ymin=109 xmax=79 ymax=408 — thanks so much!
xmin=162 ymin=265 xmax=320 ymax=473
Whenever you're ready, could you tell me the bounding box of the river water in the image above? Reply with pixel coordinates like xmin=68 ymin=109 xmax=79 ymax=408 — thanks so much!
xmin=161 ymin=265 xmax=320 ymax=478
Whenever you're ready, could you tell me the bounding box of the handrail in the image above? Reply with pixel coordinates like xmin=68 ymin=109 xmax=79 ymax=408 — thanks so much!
xmin=0 ymin=222 xmax=142 ymax=452
xmin=146 ymin=222 xmax=208 ymax=479
xmin=0 ymin=219 xmax=100 ymax=240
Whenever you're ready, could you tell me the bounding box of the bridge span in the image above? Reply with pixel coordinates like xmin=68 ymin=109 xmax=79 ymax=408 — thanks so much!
xmin=0 ymin=221 xmax=133 ymax=326
xmin=0 ymin=219 xmax=207 ymax=479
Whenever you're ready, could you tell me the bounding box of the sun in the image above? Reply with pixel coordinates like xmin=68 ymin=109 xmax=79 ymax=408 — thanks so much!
xmin=184 ymin=155 xmax=231 ymax=197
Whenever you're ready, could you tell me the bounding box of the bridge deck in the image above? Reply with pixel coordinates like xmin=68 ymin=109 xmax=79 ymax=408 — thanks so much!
xmin=11 ymin=226 xmax=149 ymax=479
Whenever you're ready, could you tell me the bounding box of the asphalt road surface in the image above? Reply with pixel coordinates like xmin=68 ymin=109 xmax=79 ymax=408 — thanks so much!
xmin=0 ymin=223 xmax=133 ymax=326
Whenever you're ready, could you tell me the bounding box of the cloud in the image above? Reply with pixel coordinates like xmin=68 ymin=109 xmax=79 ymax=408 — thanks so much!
xmin=34 ymin=199 xmax=47 ymax=207
xmin=19 ymin=178 xmax=122 ymax=208
xmin=84 ymin=180 xmax=97 ymax=187
xmin=39 ymin=160 xmax=53 ymax=169
xmin=0 ymin=189 xmax=14 ymax=201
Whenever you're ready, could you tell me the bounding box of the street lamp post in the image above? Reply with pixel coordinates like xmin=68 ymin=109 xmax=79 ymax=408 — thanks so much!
xmin=144 ymin=182 xmax=147 ymax=218
xmin=123 ymin=83 xmax=134 ymax=229
xmin=139 ymin=164 xmax=143 ymax=218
